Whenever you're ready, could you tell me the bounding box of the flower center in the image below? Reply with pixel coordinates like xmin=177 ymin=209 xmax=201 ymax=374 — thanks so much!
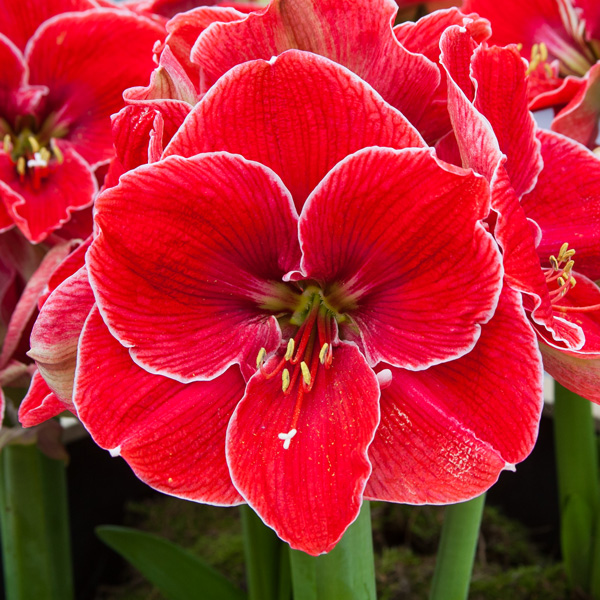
xmin=544 ymin=242 xmax=600 ymax=313
xmin=1 ymin=115 xmax=66 ymax=190
xmin=256 ymin=285 xmax=344 ymax=449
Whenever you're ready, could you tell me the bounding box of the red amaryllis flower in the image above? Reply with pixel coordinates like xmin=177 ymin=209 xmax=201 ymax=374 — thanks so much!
xmin=0 ymin=7 xmax=163 ymax=243
xmin=47 ymin=52 xmax=543 ymax=555
xmin=462 ymin=0 xmax=600 ymax=147
xmin=438 ymin=23 xmax=600 ymax=401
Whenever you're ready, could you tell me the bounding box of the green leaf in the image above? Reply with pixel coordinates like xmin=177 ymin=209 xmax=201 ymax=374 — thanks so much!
xmin=96 ymin=525 xmax=247 ymax=600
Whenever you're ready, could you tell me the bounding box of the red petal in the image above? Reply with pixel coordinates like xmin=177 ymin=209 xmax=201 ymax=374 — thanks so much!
xmin=226 ymin=343 xmax=379 ymax=555
xmin=29 ymin=266 xmax=95 ymax=402
xmin=366 ymin=284 xmax=542 ymax=505
xmin=0 ymin=240 xmax=75 ymax=369
xmin=0 ymin=0 xmax=96 ymax=51
xmin=75 ymin=306 xmax=245 ymax=505
xmin=300 ymin=147 xmax=502 ymax=369
xmin=19 ymin=369 xmax=72 ymax=427
xmin=89 ymin=153 xmax=300 ymax=381
xmin=522 ymin=129 xmax=600 ymax=280
xmin=27 ymin=9 xmax=164 ymax=166
xmin=0 ymin=142 xmax=97 ymax=243
xmin=165 ymin=50 xmax=425 ymax=212
xmin=190 ymin=0 xmax=439 ymax=125
xmin=471 ymin=44 xmax=542 ymax=198
xmin=551 ymin=63 xmax=600 ymax=147
xmin=74 ymin=309 xmax=244 ymax=505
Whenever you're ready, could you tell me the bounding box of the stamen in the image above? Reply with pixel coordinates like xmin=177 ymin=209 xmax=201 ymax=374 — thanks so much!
xmin=50 ymin=139 xmax=64 ymax=164
xmin=319 ymin=343 xmax=329 ymax=364
xmin=300 ymin=361 xmax=311 ymax=386
xmin=558 ymin=242 xmax=570 ymax=261
xmin=28 ymin=136 xmax=40 ymax=153
xmin=282 ymin=368 xmax=290 ymax=393
xmin=539 ymin=42 xmax=548 ymax=61
xmin=549 ymin=255 xmax=558 ymax=270
xmin=3 ymin=134 xmax=10 ymax=153
xmin=16 ymin=157 xmax=25 ymax=176
xmin=285 ymin=338 xmax=295 ymax=361
xmin=256 ymin=347 xmax=266 ymax=368
xmin=278 ymin=428 xmax=297 ymax=450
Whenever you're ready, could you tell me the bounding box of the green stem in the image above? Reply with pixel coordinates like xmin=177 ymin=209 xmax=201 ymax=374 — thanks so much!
xmin=0 ymin=444 xmax=74 ymax=600
xmin=429 ymin=494 xmax=485 ymax=600
xmin=553 ymin=383 xmax=600 ymax=593
xmin=240 ymin=505 xmax=288 ymax=600
xmin=288 ymin=501 xmax=376 ymax=600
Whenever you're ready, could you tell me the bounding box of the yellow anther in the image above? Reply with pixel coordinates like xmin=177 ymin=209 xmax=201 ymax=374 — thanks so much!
xmin=517 ymin=43 xmax=523 ymax=51
xmin=558 ymin=242 xmax=570 ymax=261
xmin=40 ymin=147 xmax=51 ymax=163
xmin=570 ymin=276 xmax=577 ymax=287
xmin=549 ymin=255 xmax=559 ymax=270
xmin=16 ymin=157 xmax=25 ymax=176
xmin=282 ymin=368 xmax=290 ymax=392
xmin=563 ymin=260 xmax=575 ymax=276
xmin=28 ymin=136 xmax=40 ymax=153
xmin=3 ymin=134 xmax=10 ymax=153
xmin=539 ymin=42 xmax=548 ymax=62
xmin=531 ymin=43 xmax=540 ymax=62
xmin=285 ymin=338 xmax=295 ymax=361
xmin=319 ymin=343 xmax=329 ymax=364
xmin=300 ymin=361 xmax=311 ymax=386
xmin=256 ymin=347 xmax=266 ymax=368
xmin=564 ymin=249 xmax=576 ymax=259
xmin=544 ymin=63 xmax=554 ymax=78
xmin=558 ymin=276 xmax=566 ymax=287
xmin=50 ymin=139 xmax=64 ymax=164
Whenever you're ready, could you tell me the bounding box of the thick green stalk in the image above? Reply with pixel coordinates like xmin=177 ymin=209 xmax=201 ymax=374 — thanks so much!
xmin=553 ymin=383 xmax=600 ymax=593
xmin=241 ymin=505 xmax=288 ymax=600
xmin=429 ymin=494 xmax=485 ymax=600
xmin=0 ymin=444 xmax=74 ymax=600
xmin=288 ymin=501 xmax=376 ymax=600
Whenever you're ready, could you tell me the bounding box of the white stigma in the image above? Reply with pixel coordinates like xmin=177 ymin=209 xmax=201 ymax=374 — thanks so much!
xmin=27 ymin=152 xmax=48 ymax=169
xmin=278 ymin=428 xmax=297 ymax=450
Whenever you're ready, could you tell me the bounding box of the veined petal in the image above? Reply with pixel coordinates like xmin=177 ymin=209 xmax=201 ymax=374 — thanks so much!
xmin=0 ymin=141 xmax=97 ymax=243
xmin=0 ymin=0 xmax=96 ymax=51
xmin=551 ymin=62 xmax=600 ymax=148
xmin=89 ymin=153 xmax=301 ymax=382
xmin=0 ymin=239 xmax=75 ymax=369
xmin=471 ymin=44 xmax=543 ymax=198
xmin=226 ymin=342 xmax=379 ymax=555
xmin=365 ymin=284 xmax=542 ymax=505
xmin=26 ymin=9 xmax=164 ymax=167
xmin=522 ymin=129 xmax=600 ymax=280
xmin=19 ymin=369 xmax=72 ymax=427
xmin=299 ymin=146 xmax=502 ymax=370
xmin=28 ymin=266 xmax=95 ymax=402
xmin=75 ymin=306 xmax=244 ymax=505
xmin=165 ymin=50 xmax=425 ymax=212
xmin=190 ymin=0 xmax=439 ymax=125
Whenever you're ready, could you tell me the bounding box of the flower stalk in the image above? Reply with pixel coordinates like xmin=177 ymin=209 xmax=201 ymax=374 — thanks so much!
xmin=0 ymin=443 xmax=74 ymax=600
xmin=288 ymin=501 xmax=376 ymax=600
xmin=429 ymin=494 xmax=486 ymax=600
xmin=553 ymin=383 xmax=600 ymax=595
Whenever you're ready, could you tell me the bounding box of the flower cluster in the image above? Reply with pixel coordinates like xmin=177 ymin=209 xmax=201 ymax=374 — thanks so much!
xmin=17 ymin=0 xmax=600 ymax=555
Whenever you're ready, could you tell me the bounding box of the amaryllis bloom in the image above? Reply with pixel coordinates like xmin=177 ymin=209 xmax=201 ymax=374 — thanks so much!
xmin=437 ymin=23 xmax=600 ymax=401
xmin=462 ymin=0 xmax=600 ymax=147
xmin=22 ymin=50 xmax=543 ymax=556
xmin=0 ymin=7 xmax=163 ymax=243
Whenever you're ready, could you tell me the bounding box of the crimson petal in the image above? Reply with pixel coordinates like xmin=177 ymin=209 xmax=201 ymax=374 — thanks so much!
xmin=226 ymin=342 xmax=379 ymax=555
xmin=75 ymin=306 xmax=244 ymax=505
xmin=165 ymin=50 xmax=425 ymax=211
xmin=300 ymin=147 xmax=502 ymax=369
xmin=89 ymin=153 xmax=301 ymax=381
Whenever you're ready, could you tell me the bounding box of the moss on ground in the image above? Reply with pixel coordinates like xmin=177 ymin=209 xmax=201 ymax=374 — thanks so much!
xmin=96 ymin=497 xmax=588 ymax=600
